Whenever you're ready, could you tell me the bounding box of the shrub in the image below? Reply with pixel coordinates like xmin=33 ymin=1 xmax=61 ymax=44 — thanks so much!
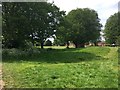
xmin=2 ymin=47 xmax=42 ymax=60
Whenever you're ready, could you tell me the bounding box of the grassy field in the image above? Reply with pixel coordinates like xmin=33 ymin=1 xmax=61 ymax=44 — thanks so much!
xmin=2 ymin=46 xmax=118 ymax=88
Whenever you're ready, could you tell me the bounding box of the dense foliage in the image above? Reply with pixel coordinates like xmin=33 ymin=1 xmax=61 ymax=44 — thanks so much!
xmin=104 ymin=12 xmax=120 ymax=45
xmin=2 ymin=2 xmax=65 ymax=49
xmin=56 ymin=8 xmax=102 ymax=48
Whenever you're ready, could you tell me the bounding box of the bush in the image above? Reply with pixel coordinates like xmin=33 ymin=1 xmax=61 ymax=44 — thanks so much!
xmin=25 ymin=47 xmax=41 ymax=56
xmin=2 ymin=47 xmax=42 ymax=60
xmin=2 ymin=48 xmax=24 ymax=57
xmin=2 ymin=49 xmax=9 ymax=56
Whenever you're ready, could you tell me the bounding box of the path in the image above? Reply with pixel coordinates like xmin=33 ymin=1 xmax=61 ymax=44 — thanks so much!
xmin=104 ymin=47 xmax=118 ymax=59
xmin=104 ymin=47 xmax=118 ymax=72
xmin=0 ymin=64 xmax=4 ymax=89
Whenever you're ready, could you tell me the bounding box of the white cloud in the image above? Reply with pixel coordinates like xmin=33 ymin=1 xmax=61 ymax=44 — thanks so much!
xmin=48 ymin=0 xmax=119 ymax=27
xmin=119 ymin=1 xmax=120 ymax=11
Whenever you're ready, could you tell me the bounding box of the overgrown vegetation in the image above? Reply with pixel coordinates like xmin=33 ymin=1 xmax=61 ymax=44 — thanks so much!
xmin=2 ymin=47 xmax=118 ymax=88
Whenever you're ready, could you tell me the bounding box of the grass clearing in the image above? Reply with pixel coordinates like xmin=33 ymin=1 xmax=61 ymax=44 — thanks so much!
xmin=2 ymin=46 xmax=118 ymax=88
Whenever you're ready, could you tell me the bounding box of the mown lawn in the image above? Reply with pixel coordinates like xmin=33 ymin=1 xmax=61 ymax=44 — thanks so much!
xmin=2 ymin=46 xmax=118 ymax=88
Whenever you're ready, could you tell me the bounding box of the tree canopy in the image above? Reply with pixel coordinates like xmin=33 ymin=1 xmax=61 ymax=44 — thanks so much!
xmin=57 ymin=8 xmax=102 ymax=48
xmin=2 ymin=2 xmax=65 ymax=49
xmin=104 ymin=12 xmax=120 ymax=45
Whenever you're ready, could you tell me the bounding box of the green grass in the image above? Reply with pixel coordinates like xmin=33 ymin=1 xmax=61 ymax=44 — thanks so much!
xmin=2 ymin=46 xmax=118 ymax=88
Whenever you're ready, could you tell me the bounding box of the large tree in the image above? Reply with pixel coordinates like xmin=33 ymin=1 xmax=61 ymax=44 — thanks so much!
xmin=2 ymin=2 xmax=65 ymax=49
xmin=2 ymin=2 xmax=28 ymax=48
xmin=57 ymin=8 xmax=102 ymax=48
xmin=27 ymin=2 xmax=65 ymax=49
xmin=104 ymin=12 xmax=120 ymax=45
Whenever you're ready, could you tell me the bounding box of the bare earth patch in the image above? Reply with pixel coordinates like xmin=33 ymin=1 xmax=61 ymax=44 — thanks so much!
xmin=0 ymin=64 xmax=5 ymax=89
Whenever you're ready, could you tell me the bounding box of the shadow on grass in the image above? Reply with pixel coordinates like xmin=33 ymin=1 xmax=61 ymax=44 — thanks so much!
xmin=118 ymin=48 xmax=120 ymax=64
xmin=2 ymin=48 xmax=106 ymax=63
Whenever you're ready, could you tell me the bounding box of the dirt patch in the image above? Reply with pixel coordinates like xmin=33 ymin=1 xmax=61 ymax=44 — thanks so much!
xmin=0 ymin=64 xmax=5 ymax=89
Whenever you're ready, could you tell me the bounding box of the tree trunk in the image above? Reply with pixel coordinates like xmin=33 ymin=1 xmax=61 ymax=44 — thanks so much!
xmin=32 ymin=39 xmax=34 ymax=46
xmin=74 ymin=42 xmax=78 ymax=48
xmin=94 ymin=42 xmax=98 ymax=46
xmin=79 ymin=43 xmax=85 ymax=48
xmin=66 ymin=41 xmax=69 ymax=48
xmin=74 ymin=42 xmax=85 ymax=48
xmin=31 ymin=34 xmax=34 ymax=46
xmin=41 ymin=41 xmax=44 ymax=49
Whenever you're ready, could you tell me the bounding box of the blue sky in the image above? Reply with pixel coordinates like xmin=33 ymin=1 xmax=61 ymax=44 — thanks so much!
xmin=48 ymin=0 xmax=119 ymax=29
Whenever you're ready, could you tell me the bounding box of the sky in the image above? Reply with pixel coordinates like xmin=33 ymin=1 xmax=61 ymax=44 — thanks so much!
xmin=48 ymin=0 xmax=119 ymax=29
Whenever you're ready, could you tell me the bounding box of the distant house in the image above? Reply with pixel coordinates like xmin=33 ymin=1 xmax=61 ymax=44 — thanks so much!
xmin=105 ymin=44 xmax=111 ymax=46
xmin=97 ymin=42 xmax=105 ymax=46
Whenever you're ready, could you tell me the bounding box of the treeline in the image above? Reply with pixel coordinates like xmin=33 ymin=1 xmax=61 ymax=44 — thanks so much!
xmin=2 ymin=2 xmax=120 ymax=49
xmin=2 ymin=2 xmax=65 ymax=49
